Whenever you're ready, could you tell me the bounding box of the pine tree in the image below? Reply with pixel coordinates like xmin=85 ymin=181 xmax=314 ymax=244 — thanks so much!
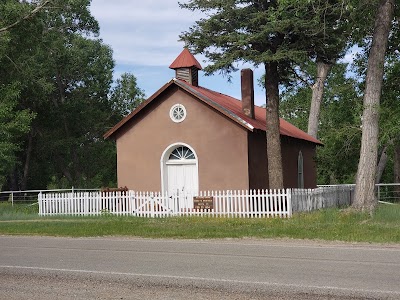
xmin=180 ymin=0 xmax=354 ymax=188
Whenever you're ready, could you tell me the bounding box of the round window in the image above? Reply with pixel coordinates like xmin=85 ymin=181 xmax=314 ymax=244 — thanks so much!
xmin=169 ymin=104 xmax=186 ymax=123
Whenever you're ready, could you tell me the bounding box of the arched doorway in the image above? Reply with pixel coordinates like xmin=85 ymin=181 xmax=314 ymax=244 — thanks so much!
xmin=161 ymin=143 xmax=199 ymax=196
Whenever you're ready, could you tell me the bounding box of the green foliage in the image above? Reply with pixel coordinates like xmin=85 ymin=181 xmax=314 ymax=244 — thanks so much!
xmin=180 ymin=0 xmax=362 ymax=76
xmin=0 ymin=0 xmax=145 ymax=190
xmin=380 ymin=55 xmax=400 ymax=143
xmin=179 ymin=0 xmax=381 ymax=188
xmin=378 ymin=53 xmax=400 ymax=183
xmin=317 ymin=64 xmax=363 ymax=184
xmin=109 ymin=73 xmax=146 ymax=117
xmin=180 ymin=0 xmax=348 ymax=187
xmin=353 ymin=24 xmax=400 ymax=184
xmin=281 ymin=63 xmax=362 ymax=184
xmin=0 ymin=84 xmax=35 ymax=189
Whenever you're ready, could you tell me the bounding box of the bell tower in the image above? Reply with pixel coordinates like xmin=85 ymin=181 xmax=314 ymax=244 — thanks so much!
xmin=169 ymin=48 xmax=202 ymax=87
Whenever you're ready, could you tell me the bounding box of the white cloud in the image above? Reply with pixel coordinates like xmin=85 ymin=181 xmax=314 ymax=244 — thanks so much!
xmin=91 ymin=0 xmax=199 ymax=66
xmin=91 ymin=0 xmax=199 ymax=23
xmin=90 ymin=0 xmax=266 ymax=105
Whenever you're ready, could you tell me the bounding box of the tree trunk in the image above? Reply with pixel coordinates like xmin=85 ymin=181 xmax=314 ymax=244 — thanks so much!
xmin=393 ymin=142 xmax=400 ymax=200
xmin=308 ymin=60 xmax=332 ymax=139
xmin=353 ymin=0 xmax=394 ymax=212
xmin=21 ymin=128 xmax=34 ymax=190
xmin=375 ymin=143 xmax=389 ymax=184
xmin=265 ymin=62 xmax=284 ymax=189
xmin=9 ymin=168 xmax=18 ymax=191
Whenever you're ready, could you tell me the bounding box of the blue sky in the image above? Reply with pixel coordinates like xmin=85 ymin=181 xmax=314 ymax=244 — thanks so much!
xmin=90 ymin=1 xmax=356 ymax=106
xmin=89 ymin=0 xmax=267 ymax=105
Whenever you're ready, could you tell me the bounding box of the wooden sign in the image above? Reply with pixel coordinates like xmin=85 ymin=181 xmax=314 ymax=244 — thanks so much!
xmin=193 ymin=196 xmax=214 ymax=210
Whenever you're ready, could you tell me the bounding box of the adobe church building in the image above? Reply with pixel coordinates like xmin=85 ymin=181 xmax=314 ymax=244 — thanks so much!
xmin=104 ymin=49 xmax=322 ymax=195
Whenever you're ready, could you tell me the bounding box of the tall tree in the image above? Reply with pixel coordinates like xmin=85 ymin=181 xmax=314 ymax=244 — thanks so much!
xmin=378 ymin=4 xmax=400 ymax=185
xmin=307 ymin=61 xmax=332 ymax=138
xmin=0 ymin=0 xmax=41 ymax=189
xmin=109 ymin=73 xmax=145 ymax=117
xmin=0 ymin=84 xmax=34 ymax=189
xmin=2 ymin=0 xmax=107 ymax=189
xmin=180 ymin=0 xmax=348 ymax=188
xmin=353 ymin=0 xmax=395 ymax=212
xmin=304 ymin=0 xmax=357 ymax=139
xmin=1 ymin=0 xmax=145 ymax=190
xmin=281 ymin=62 xmax=362 ymax=185
xmin=375 ymin=58 xmax=400 ymax=184
xmin=287 ymin=1 xmax=379 ymax=139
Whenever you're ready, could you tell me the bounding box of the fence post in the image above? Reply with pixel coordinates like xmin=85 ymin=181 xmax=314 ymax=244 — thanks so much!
xmin=287 ymin=189 xmax=292 ymax=218
xmin=38 ymin=192 xmax=42 ymax=216
xmin=11 ymin=192 xmax=14 ymax=207
xmin=377 ymin=184 xmax=380 ymax=202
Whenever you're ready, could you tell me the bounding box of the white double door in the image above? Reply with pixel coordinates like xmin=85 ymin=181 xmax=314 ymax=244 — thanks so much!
xmin=166 ymin=162 xmax=198 ymax=208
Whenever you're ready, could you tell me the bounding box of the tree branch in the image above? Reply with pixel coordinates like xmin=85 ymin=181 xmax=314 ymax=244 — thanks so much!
xmin=289 ymin=65 xmax=313 ymax=87
xmin=0 ymin=0 xmax=52 ymax=34
xmin=4 ymin=54 xmax=22 ymax=73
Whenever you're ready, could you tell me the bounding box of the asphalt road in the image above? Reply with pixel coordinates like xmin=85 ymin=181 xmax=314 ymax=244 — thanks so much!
xmin=0 ymin=236 xmax=399 ymax=299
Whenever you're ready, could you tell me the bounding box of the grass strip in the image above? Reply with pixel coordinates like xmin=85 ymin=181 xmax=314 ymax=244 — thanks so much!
xmin=0 ymin=202 xmax=399 ymax=243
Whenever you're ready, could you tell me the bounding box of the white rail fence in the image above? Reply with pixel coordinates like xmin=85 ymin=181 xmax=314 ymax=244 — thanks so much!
xmin=38 ymin=186 xmax=354 ymax=218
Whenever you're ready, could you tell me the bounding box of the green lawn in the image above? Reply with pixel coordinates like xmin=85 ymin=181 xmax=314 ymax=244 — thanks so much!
xmin=0 ymin=202 xmax=399 ymax=243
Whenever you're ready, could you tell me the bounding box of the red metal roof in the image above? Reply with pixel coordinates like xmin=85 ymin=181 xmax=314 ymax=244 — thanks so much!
xmin=104 ymin=78 xmax=322 ymax=145
xmin=173 ymin=79 xmax=322 ymax=145
xmin=169 ymin=48 xmax=202 ymax=70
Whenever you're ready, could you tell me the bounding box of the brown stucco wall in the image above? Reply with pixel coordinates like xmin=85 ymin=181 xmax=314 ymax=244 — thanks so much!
xmin=248 ymin=132 xmax=317 ymax=189
xmin=115 ymin=85 xmax=249 ymax=192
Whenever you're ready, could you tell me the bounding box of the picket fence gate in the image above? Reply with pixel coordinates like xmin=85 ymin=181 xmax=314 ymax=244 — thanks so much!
xmin=38 ymin=189 xmax=292 ymax=218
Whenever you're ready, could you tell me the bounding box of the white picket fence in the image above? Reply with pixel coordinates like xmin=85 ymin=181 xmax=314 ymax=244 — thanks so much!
xmin=37 ymin=186 xmax=355 ymax=218
xmin=38 ymin=189 xmax=292 ymax=218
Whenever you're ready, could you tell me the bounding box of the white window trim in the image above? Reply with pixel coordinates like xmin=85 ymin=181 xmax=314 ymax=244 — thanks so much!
xmin=169 ymin=104 xmax=186 ymax=123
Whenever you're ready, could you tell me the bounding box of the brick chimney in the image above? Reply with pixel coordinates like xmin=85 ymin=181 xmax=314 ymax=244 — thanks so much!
xmin=241 ymin=69 xmax=255 ymax=119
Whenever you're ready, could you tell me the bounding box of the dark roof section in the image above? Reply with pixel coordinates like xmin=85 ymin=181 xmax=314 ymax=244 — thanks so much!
xmin=169 ymin=48 xmax=202 ymax=70
xmin=104 ymin=79 xmax=322 ymax=145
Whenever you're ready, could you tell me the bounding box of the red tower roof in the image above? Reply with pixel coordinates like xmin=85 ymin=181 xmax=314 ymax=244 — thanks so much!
xmin=169 ymin=48 xmax=202 ymax=70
